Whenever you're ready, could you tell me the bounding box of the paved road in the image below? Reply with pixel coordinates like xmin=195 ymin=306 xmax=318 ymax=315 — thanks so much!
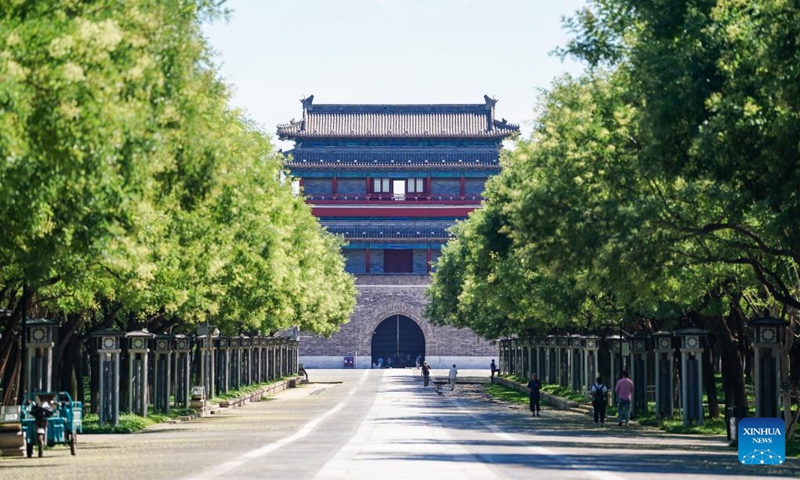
xmin=1 ymin=369 xmax=798 ymax=479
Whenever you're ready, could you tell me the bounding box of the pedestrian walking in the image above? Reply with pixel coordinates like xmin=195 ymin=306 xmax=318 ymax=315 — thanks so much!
xmin=490 ymin=359 xmax=497 ymax=382
xmin=615 ymin=370 xmax=634 ymax=426
xmin=448 ymin=364 xmax=458 ymax=391
xmin=590 ymin=376 xmax=608 ymax=425
xmin=421 ymin=361 xmax=431 ymax=387
xmin=527 ymin=372 xmax=542 ymax=417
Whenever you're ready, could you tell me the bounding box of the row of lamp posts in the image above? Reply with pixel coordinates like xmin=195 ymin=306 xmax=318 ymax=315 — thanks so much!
xmin=19 ymin=320 xmax=299 ymax=428
xmin=498 ymin=318 xmax=788 ymax=432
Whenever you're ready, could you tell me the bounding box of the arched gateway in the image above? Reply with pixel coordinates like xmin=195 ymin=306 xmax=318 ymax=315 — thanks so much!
xmin=371 ymin=315 xmax=425 ymax=368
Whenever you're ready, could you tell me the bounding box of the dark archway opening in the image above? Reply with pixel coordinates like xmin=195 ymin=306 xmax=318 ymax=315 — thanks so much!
xmin=371 ymin=315 xmax=425 ymax=368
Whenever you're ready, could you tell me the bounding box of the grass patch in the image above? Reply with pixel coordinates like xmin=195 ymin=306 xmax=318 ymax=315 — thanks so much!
xmin=541 ymin=384 xmax=590 ymax=403
xmin=497 ymin=374 xmax=588 ymax=403
xmin=502 ymin=374 xmax=528 ymax=384
xmin=82 ymin=407 xmax=195 ymax=434
xmin=484 ymin=382 xmax=529 ymax=406
xmin=659 ymin=417 xmax=726 ymax=435
xmin=787 ymin=439 xmax=800 ymax=460
xmin=630 ymin=409 xmax=726 ymax=435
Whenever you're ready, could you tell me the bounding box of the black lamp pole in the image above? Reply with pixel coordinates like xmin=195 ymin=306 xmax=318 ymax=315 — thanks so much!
xmin=619 ymin=320 xmax=623 ymax=379
xmin=18 ymin=286 xmax=29 ymax=405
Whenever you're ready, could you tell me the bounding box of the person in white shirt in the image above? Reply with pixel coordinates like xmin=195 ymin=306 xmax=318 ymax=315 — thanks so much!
xmin=448 ymin=364 xmax=458 ymax=391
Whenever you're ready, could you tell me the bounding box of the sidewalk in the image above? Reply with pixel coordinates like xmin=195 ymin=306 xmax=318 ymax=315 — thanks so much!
xmin=480 ymin=374 xmax=800 ymax=478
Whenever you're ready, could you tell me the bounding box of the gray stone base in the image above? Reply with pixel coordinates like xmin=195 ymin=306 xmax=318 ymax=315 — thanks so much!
xmin=299 ymin=275 xmax=496 ymax=363
xmin=300 ymin=355 xmax=495 ymax=370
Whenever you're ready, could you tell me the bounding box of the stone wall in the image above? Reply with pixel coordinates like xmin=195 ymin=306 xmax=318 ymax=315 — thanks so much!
xmin=344 ymin=249 xmax=367 ymax=273
xmin=465 ymin=178 xmax=487 ymax=195
xmin=430 ymin=178 xmax=460 ymax=195
xmin=369 ymin=249 xmax=385 ymax=274
xmin=338 ymin=178 xmax=365 ymax=195
xmin=412 ymin=249 xmax=428 ymax=274
xmin=298 ymin=274 xmax=495 ymax=364
xmin=300 ymin=355 xmax=494 ymax=369
xmin=303 ymin=178 xmax=331 ymax=195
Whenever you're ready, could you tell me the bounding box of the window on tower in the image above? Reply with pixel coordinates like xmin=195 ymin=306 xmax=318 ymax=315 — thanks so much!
xmin=407 ymin=178 xmax=425 ymax=193
xmin=373 ymin=178 xmax=390 ymax=193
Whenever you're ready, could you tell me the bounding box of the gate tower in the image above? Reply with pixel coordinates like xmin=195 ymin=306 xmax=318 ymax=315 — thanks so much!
xmin=279 ymin=95 xmax=518 ymax=368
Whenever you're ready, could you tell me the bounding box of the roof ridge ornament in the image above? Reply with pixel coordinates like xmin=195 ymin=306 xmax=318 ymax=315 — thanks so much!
xmin=493 ymin=118 xmax=519 ymax=130
xmin=301 ymin=94 xmax=315 ymax=110
xmin=483 ymin=94 xmax=497 ymax=108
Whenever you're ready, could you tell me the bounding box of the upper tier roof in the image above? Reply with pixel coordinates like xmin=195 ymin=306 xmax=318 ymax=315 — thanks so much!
xmin=277 ymin=95 xmax=519 ymax=140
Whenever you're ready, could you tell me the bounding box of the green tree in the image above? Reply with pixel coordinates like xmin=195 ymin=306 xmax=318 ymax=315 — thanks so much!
xmin=0 ymin=0 xmax=355 ymax=403
xmin=562 ymin=0 xmax=800 ymax=432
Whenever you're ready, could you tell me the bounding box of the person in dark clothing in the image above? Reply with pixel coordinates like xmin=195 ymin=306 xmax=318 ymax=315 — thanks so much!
xmin=527 ymin=372 xmax=542 ymax=416
xmin=490 ymin=359 xmax=497 ymax=381
xmin=590 ymin=376 xmax=608 ymax=425
xmin=421 ymin=361 xmax=431 ymax=387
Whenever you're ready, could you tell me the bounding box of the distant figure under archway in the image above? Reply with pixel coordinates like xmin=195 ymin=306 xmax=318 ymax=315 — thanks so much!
xmin=371 ymin=315 xmax=425 ymax=368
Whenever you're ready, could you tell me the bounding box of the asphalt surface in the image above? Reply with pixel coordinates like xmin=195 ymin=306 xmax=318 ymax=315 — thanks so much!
xmin=1 ymin=369 xmax=798 ymax=479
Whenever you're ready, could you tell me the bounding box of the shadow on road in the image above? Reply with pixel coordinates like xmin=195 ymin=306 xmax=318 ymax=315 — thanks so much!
xmin=382 ymin=371 xmax=800 ymax=478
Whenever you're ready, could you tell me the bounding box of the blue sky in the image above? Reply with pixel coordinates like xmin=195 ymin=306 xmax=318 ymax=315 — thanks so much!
xmin=203 ymin=0 xmax=588 ymax=149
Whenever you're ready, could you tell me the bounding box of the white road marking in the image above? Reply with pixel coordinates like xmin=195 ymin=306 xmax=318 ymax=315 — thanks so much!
xmin=185 ymin=370 xmax=368 ymax=480
xmin=316 ymin=370 xmax=500 ymax=480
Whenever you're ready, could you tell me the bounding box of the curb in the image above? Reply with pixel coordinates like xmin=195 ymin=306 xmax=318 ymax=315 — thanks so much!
xmin=217 ymin=377 xmax=300 ymax=410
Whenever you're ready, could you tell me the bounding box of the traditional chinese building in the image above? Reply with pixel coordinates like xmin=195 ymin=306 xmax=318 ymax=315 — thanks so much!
xmin=279 ymin=95 xmax=518 ymax=369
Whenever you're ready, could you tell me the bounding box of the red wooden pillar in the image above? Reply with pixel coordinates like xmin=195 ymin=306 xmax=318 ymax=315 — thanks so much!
xmin=426 ymin=175 xmax=432 ymax=201
xmin=365 ymin=247 xmax=371 ymax=274
xmin=460 ymin=176 xmax=466 ymax=200
xmin=426 ymin=247 xmax=431 ymax=273
xmin=332 ymin=176 xmax=338 ymax=198
xmin=366 ymin=177 xmax=372 ymax=200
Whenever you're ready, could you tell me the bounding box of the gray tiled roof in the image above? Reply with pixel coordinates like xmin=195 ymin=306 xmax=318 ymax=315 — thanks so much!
xmin=321 ymin=221 xmax=453 ymax=240
xmin=277 ymin=97 xmax=519 ymax=140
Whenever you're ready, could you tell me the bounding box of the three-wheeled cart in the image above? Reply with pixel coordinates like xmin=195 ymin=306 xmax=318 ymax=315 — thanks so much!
xmin=20 ymin=391 xmax=82 ymax=457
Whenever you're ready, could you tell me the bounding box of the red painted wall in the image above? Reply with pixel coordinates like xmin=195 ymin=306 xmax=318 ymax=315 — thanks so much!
xmin=312 ymin=206 xmax=478 ymax=217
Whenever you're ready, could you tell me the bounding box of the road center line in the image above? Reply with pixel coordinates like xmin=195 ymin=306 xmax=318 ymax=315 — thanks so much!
xmin=185 ymin=370 xmax=368 ymax=480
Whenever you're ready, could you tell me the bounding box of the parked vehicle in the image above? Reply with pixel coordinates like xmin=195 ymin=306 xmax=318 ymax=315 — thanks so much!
xmin=20 ymin=391 xmax=82 ymax=457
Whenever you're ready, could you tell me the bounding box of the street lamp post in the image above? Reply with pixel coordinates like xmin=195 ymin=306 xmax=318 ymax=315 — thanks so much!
xmin=618 ymin=320 xmax=623 ymax=383
xmin=605 ymin=320 xmax=631 ymax=407
xmin=653 ymin=332 xmax=675 ymax=420
xmin=748 ymin=317 xmax=787 ymax=419
xmin=631 ymin=333 xmax=650 ymax=416
xmin=676 ymin=328 xmax=707 ymax=427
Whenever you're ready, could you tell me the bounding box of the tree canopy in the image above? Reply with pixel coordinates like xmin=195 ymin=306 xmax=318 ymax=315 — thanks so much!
xmin=430 ymin=0 xmax=800 ymax=338
xmin=427 ymin=0 xmax=800 ymax=434
xmin=0 ymin=0 xmax=355 ymax=402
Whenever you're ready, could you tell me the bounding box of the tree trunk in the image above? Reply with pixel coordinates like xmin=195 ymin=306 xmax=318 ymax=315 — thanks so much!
xmin=90 ymin=343 xmax=99 ymax=414
xmin=783 ymin=317 xmax=798 ymax=438
xmin=702 ymin=340 xmax=719 ymax=418
xmin=58 ymin=329 xmax=83 ymax=401
xmin=57 ymin=313 xmax=85 ymax=398
xmin=705 ymin=311 xmax=748 ymax=416
xmin=0 ymin=285 xmax=32 ymax=404
xmin=1 ymin=352 xmax=21 ymax=405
